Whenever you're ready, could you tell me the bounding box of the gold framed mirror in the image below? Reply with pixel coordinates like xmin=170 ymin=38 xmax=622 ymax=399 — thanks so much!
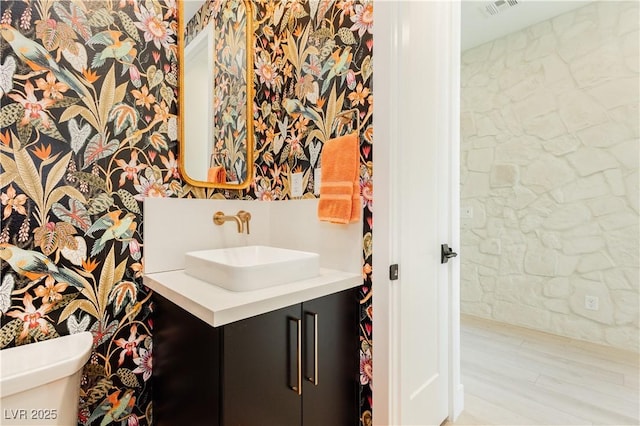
xmin=178 ymin=0 xmax=254 ymax=189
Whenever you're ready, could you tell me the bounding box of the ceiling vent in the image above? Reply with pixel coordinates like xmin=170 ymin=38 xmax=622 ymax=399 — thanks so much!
xmin=482 ymin=0 xmax=520 ymax=17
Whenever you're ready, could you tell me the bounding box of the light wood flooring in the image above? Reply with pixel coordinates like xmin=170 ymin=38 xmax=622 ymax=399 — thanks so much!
xmin=451 ymin=315 xmax=640 ymax=426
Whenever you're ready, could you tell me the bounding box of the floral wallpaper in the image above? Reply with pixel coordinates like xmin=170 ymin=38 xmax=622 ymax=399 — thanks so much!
xmin=0 ymin=0 xmax=179 ymax=424
xmin=186 ymin=1 xmax=374 ymax=423
xmin=1 ymin=0 xmax=372 ymax=424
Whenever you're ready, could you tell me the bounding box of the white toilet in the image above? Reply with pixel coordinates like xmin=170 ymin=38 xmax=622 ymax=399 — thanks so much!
xmin=0 ymin=332 xmax=93 ymax=425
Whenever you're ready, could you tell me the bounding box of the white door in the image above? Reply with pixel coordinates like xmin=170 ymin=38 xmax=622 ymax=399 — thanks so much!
xmin=373 ymin=1 xmax=461 ymax=425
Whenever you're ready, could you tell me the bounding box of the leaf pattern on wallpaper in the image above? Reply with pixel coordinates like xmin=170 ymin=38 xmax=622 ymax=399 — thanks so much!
xmin=1 ymin=0 xmax=177 ymax=423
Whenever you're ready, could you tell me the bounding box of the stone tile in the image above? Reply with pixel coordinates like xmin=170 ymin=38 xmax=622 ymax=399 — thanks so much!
xmin=462 ymin=171 xmax=491 ymax=199
xmin=576 ymin=252 xmax=616 ymax=273
xmin=570 ymin=42 xmax=631 ymax=88
xmin=588 ymin=77 xmax=640 ymax=110
xmin=513 ymin=91 xmax=557 ymax=122
xmin=524 ymin=245 xmax=558 ymax=276
xmin=603 ymin=169 xmax=626 ymax=196
xmin=604 ymin=227 xmax=640 ymax=268
xmin=562 ymin=236 xmax=606 ymax=255
xmin=622 ymin=30 xmax=639 ymax=72
xmin=540 ymin=54 xmax=574 ymax=88
xmin=611 ymin=139 xmax=640 ymax=171
xmin=544 ymin=299 xmax=572 ymax=315
xmin=468 ymin=148 xmax=495 ymax=173
xmin=479 ymin=238 xmax=501 ymax=255
xmin=522 ymin=155 xmax=575 ymax=193
xmin=504 ymin=185 xmax=537 ymax=210
xmin=617 ymin=4 xmax=640 ymax=36
xmin=558 ymin=91 xmax=609 ymax=132
xmin=587 ymin=196 xmax=628 ymax=217
xmin=490 ymin=164 xmax=519 ymax=188
xmin=576 ymin=121 xmax=633 ymax=148
xmin=542 ymin=135 xmax=581 ymax=156
xmin=522 ymin=112 xmax=567 ymax=140
xmin=505 ymin=73 xmax=545 ymax=102
xmin=476 ymin=114 xmax=500 ymax=136
xmin=611 ymin=290 xmax=639 ymax=326
xmin=566 ymin=147 xmax=619 ymax=176
xmin=625 ymin=171 xmax=639 ymax=213
xmin=524 ymin=34 xmax=558 ymax=61
xmin=543 ymin=203 xmax=591 ymax=230
xmin=494 ymin=137 xmax=542 ymax=165
xmin=460 ymin=111 xmax=476 ymax=139
xmin=543 ymin=277 xmax=573 ymax=298
xmin=553 ymin=173 xmax=611 ymax=203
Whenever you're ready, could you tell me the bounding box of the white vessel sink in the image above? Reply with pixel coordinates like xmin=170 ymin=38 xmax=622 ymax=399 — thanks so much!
xmin=184 ymin=245 xmax=320 ymax=292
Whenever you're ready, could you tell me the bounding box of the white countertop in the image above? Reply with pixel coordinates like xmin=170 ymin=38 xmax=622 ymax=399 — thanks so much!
xmin=144 ymin=268 xmax=362 ymax=327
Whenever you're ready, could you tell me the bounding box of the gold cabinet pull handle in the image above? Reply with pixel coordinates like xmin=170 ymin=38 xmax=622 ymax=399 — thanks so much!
xmin=289 ymin=317 xmax=302 ymax=395
xmin=305 ymin=312 xmax=318 ymax=385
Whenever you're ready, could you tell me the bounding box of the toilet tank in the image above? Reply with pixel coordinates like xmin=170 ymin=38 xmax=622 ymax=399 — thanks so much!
xmin=0 ymin=332 xmax=93 ymax=425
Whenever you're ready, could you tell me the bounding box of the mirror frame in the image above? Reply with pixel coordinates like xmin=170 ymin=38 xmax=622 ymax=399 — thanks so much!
xmin=178 ymin=0 xmax=255 ymax=190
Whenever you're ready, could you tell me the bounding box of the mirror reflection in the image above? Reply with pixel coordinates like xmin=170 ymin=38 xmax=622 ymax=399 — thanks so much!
xmin=179 ymin=0 xmax=254 ymax=189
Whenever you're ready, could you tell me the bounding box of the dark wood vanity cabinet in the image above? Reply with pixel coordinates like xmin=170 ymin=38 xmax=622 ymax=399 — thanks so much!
xmin=153 ymin=288 xmax=359 ymax=426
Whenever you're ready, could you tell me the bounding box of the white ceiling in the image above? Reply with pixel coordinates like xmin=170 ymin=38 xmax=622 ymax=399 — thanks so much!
xmin=461 ymin=0 xmax=595 ymax=51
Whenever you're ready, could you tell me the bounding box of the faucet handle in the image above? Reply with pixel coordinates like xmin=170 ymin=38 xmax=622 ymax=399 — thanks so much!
xmin=237 ymin=210 xmax=251 ymax=234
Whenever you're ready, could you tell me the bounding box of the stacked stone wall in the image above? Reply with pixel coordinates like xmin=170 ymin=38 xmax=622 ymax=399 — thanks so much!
xmin=461 ymin=1 xmax=639 ymax=351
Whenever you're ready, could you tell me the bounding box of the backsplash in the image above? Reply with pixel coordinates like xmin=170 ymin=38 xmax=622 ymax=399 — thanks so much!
xmin=1 ymin=1 xmax=374 ymax=425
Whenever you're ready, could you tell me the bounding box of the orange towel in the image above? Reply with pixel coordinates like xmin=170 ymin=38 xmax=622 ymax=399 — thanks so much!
xmin=207 ymin=166 xmax=227 ymax=183
xmin=318 ymin=132 xmax=361 ymax=224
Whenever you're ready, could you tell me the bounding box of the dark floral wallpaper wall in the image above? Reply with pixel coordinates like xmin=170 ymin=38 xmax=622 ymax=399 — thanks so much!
xmin=1 ymin=0 xmax=373 ymax=424
xmin=0 ymin=1 xmax=179 ymax=424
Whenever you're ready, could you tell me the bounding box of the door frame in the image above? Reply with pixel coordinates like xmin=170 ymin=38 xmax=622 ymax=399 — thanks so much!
xmin=372 ymin=1 xmax=463 ymax=424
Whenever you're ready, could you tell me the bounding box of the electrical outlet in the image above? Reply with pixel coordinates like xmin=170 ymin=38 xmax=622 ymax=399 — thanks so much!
xmin=461 ymin=206 xmax=473 ymax=219
xmin=585 ymin=295 xmax=599 ymax=311
xmin=291 ymin=172 xmax=304 ymax=198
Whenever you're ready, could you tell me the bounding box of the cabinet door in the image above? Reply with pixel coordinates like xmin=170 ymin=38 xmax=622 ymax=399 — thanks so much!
xmin=302 ymin=288 xmax=359 ymax=426
xmin=222 ymin=304 xmax=303 ymax=426
xmin=153 ymin=294 xmax=222 ymax=426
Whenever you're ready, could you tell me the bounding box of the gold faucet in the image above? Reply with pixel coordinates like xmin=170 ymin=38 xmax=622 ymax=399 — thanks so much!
xmin=213 ymin=210 xmax=252 ymax=234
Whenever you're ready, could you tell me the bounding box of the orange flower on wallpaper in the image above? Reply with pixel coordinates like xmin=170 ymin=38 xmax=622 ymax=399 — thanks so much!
xmin=82 ymin=68 xmax=99 ymax=84
xmin=82 ymin=258 xmax=99 ymax=273
xmin=132 ymin=85 xmax=156 ymax=109
xmin=34 ymin=276 xmax=68 ymax=304
xmin=35 ymin=72 xmax=69 ymax=100
xmin=31 ymin=143 xmax=51 ymax=160
xmin=348 ymin=82 xmax=370 ymax=107
xmin=0 ymin=131 xmax=10 ymax=146
xmin=1 ymin=184 xmax=27 ymax=219
xmin=5 ymin=294 xmax=52 ymax=339
xmin=115 ymin=151 xmax=147 ymax=187
xmin=7 ymin=80 xmax=55 ymax=128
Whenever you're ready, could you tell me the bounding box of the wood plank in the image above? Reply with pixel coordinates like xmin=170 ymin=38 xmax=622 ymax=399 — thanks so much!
xmin=452 ymin=316 xmax=640 ymax=425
